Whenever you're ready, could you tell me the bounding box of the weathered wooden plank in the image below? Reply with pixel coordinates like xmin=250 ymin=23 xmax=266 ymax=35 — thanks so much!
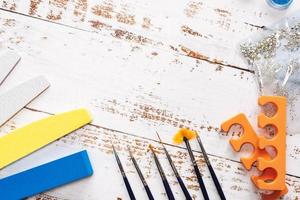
xmin=1 ymin=0 xmax=300 ymax=69
xmin=0 ymin=108 xmax=299 ymax=200
xmin=0 ymin=9 xmax=299 ymax=180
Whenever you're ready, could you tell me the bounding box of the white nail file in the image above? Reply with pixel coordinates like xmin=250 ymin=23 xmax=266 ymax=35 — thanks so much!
xmin=0 ymin=76 xmax=50 ymax=127
xmin=0 ymin=51 xmax=21 ymax=86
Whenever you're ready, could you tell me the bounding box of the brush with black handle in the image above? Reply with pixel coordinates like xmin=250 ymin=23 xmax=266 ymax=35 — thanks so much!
xmin=128 ymin=146 xmax=154 ymax=200
xmin=184 ymin=137 xmax=210 ymax=200
xmin=149 ymin=145 xmax=175 ymax=200
xmin=156 ymin=132 xmax=192 ymax=200
xmin=112 ymin=145 xmax=136 ymax=200
xmin=196 ymin=133 xmax=226 ymax=200
xmin=173 ymin=128 xmax=210 ymax=200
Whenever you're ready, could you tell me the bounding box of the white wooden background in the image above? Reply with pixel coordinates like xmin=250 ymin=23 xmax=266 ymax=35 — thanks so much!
xmin=0 ymin=0 xmax=299 ymax=199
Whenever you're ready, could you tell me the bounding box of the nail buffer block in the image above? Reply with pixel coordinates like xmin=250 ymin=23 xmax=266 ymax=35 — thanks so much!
xmin=0 ymin=108 xmax=92 ymax=169
xmin=0 ymin=51 xmax=20 ymax=86
xmin=0 ymin=150 xmax=94 ymax=200
xmin=0 ymin=76 xmax=50 ymax=127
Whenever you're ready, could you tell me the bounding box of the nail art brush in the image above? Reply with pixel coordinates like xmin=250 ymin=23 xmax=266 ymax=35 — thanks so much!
xmin=173 ymin=129 xmax=209 ymax=200
xmin=196 ymin=134 xmax=226 ymax=200
xmin=196 ymin=133 xmax=226 ymax=200
xmin=149 ymin=145 xmax=175 ymax=200
xmin=112 ymin=145 xmax=136 ymax=200
xmin=156 ymin=132 xmax=192 ymax=200
xmin=128 ymin=146 xmax=154 ymax=200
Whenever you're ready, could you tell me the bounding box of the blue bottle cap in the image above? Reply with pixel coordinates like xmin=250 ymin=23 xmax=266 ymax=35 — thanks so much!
xmin=267 ymin=0 xmax=293 ymax=9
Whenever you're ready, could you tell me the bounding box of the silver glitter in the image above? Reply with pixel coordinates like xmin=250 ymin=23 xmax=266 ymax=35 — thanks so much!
xmin=240 ymin=33 xmax=278 ymax=62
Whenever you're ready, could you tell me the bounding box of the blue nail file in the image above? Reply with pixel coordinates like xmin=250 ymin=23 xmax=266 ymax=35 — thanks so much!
xmin=0 ymin=150 xmax=93 ymax=200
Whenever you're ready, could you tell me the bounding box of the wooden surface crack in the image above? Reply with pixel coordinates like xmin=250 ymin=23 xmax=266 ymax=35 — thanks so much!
xmin=0 ymin=7 xmax=253 ymax=72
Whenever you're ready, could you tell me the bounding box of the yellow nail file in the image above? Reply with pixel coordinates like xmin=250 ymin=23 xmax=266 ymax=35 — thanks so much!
xmin=0 ymin=108 xmax=92 ymax=169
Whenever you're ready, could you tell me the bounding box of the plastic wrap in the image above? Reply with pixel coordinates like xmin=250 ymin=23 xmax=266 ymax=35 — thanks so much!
xmin=240 ymin=11 xmax=300 ymax=134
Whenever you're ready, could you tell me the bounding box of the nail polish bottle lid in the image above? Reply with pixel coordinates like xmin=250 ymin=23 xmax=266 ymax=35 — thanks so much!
xmin=267 ymin=0 xmax=293 ymax=9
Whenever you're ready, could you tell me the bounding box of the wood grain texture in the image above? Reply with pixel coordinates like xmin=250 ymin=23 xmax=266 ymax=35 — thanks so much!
xmin=1 ymin=0 xmax=300 ymax=69
xmin=0 ymin=0 xmax=299 ymax=199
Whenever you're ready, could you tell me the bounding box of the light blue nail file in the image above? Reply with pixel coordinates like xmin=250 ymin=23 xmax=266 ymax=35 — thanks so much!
xmin=0 ymin=150 xmax=94 ymax=200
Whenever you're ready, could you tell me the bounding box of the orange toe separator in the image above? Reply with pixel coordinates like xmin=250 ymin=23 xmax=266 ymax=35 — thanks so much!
xmin=256 ymin=96 xmax=286 ymax=191
xmin=221 ymin=113 xmax=269 ymax=170
xmin=221 ymin=96 xmax=288 ymax=199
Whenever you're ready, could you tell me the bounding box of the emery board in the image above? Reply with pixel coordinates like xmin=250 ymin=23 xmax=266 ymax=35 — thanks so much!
xmin=0 ymin=108 xmax=92 ymax=169
xmin=0 ymin=51 xmax=21 ymax=86
xmin=0 ymin=150 xmax=93 ymax=200
xmin=0 ymin=76 xmax=50 ymax=127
